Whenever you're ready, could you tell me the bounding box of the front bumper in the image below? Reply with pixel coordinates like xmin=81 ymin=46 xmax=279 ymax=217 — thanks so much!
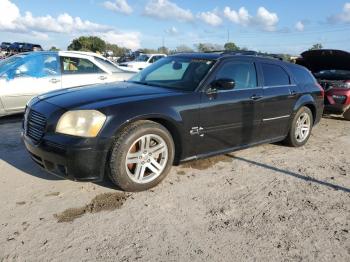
xmin=23 ymin=133 xmax=111 ymax=182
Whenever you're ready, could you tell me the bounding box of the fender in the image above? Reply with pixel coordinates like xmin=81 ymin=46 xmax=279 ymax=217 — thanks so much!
xmin=292 ymin=94 xmax=316 ymax=116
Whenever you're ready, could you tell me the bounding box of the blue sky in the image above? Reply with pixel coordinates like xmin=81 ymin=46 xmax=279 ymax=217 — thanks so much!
xmin=0 ymin=0 xmax=349 ymax=54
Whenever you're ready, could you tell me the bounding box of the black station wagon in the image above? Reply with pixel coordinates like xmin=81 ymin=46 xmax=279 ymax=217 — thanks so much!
xmin=23 ymin=52 xmax=324 ymax=191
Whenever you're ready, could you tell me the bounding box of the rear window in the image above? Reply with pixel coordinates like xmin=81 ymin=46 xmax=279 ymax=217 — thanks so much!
xmin=289 ymin=66 xmax=316 ymax=84
xmin=262 ymin=63 xmax=290 ymax=86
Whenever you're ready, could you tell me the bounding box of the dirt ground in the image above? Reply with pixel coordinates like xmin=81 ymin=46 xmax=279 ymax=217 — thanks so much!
xmin=0 ymin=115 xmax=349 ymax=262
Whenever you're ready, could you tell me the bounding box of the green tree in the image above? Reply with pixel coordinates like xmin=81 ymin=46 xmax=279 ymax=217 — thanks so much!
xmin=309 ymin=43 xmax=323 ymax=51
xmin=224 ymin=42 xmax=240 ymax=51
xmin=49 ymin=46 xmax=60 ymax=51
xmin=175 ymin=45 xmax=193 ymax=53
xmin=158 ymin=46 xmax=169 ymax=54
xmin=196 ymin=43 xmax=223 ymax=52
xmin=105 ymin=43 xmax=130 ymax=57
xmin=68 ymin=36 xmax=106 ymax=53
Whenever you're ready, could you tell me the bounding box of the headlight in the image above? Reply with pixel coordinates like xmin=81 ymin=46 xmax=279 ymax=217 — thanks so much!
xmin=56 ymin=110 xmax=106 ymax=138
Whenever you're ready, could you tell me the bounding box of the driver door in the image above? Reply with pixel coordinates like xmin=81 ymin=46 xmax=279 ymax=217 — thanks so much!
xmin=197 ymin=59 xmax=264 ymax=155
xmin=1 ymin=54 xmax=61 ymax=113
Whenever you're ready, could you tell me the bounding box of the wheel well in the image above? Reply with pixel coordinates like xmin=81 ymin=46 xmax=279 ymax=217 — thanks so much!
xmin=303 ymin=104 xmax=316 ymax=124
xmin=147 ymin=118 xmax=182 ymax=165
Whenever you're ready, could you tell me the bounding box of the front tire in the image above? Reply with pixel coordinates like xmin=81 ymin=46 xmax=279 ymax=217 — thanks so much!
xmin=284 ymin=106 xmax=313 ymax=147
xmin=343 ymin=108 xmax=350 ymax=121
xmin=108 ymin=120 xmax=175 ymax=192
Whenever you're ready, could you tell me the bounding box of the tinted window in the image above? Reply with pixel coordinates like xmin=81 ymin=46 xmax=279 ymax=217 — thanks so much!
xmin=262 ymin=63 xmax=290 ymax=86
xmin=215 ymin=61 xmax=257 ymax=90
xmin=61 ymin=57 xmax=103 ymax=74
xmin=289 ymin=66 xmax=316 ymax=84
xmin=129 ymin=57 xmax=215 ymax=91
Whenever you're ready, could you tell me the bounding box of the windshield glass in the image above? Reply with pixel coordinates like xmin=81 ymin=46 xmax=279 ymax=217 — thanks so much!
xmin=129 ymin=56 xmax=216 ymax=91
xmin=135 ymin=55 xmax=150 ymax=62
xmin=0 ymin=55 xmax=26 ymax=75
xmin=94 ymin=57 xmax=122 ymax=73
xmin=314 ymin=70 xmax=350 ymax=80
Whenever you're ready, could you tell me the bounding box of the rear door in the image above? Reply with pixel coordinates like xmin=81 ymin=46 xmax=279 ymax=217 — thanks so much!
xmin=1 ymin=53 xmax=61 ymax=113
xmin=60 ymin=56 xmax=110 ymax=88
xmin=258 ymin=62 xmax=300 ymax=141
xmin=198 ymin=59 xmax=264 ymax=155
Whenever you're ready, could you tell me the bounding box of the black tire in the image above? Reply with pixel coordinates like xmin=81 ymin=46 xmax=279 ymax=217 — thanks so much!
xmin=343 ymin=108 xmax=350 ymax=121
xmin=283 ymin=106 xmax=313 ymax=147
xmin=108 ymin=120 xmax=175 ymax=192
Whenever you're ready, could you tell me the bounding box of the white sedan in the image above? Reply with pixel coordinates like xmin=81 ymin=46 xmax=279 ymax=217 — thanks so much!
xmin=0 ymin=51 xmax=135 ymax=117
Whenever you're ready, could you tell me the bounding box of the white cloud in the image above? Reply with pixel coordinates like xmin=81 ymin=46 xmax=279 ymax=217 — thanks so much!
xmin=97 ymin=31 xmax=141 ymax=50
xmin=103 ymin=0 xmax=133 ymax=15
xmin=255 ymin=7 xmax=279 ymax=31
xmin=224 ymin=7 xmax=251 ymax=26
xmin=144 ymin=0 xmax=194 ymax=22
xmin=295 ymin=21 xmax=305 ymax=31
xmin=328 ymin=2 xmax=350 ymax=23
xmin=0 ymin=0 xmax=140 ymax=49
xmin=165 ymin=26 xmax=178 ymax=35
xmin=197 ymin=10 xmax=223 ymax=27
xmin=224 ymin=6 xmax=279 ymax=31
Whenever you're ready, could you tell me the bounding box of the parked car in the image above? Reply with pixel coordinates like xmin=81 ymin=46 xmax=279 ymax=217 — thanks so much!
xmin=0 ymin=51 xmax=135 ymax=117
xmin=296 ymin=49 xmax=350 ymax=120
xmin=8 ymin=42 xmax=26 ymax=53
xmin=22 ymin=43 xmax=43 ymax=52
xmin=119 ymin=54 xmax=167 ymax=72
xmin=23 ymin=52 xmax=324 ymax=191
xmin=1 ymin=42 xmax=11 ymax=52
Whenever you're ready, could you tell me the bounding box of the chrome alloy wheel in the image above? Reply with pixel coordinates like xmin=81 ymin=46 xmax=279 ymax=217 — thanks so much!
xmin=125 ymin=134 xmax=168 ymax=184
xmin=295 ymin=112 xmax=311 ymax=143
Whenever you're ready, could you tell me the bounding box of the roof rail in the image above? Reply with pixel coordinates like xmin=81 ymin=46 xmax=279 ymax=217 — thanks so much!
xmin=203 ymin=50 xmax=284 ymax=61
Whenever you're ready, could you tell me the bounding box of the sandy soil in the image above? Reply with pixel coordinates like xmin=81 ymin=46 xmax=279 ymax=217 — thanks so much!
xmin=0 ymin=115 xmax=349 ymax=262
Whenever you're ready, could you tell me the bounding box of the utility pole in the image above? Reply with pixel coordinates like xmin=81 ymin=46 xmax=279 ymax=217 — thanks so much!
xmin=227 ymin=28 xmax=230 ymax=43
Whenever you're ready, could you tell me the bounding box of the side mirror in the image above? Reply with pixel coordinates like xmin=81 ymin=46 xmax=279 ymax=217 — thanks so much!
xmin=211 ymin=78 xmax=235 ymax=90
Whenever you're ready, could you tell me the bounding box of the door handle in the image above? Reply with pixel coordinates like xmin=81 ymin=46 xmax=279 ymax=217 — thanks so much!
xmin=49 ymin=78 xmax=60 ymax=84
xmin=99 ymin=75 xmax=107 ymax=80
xmin=250 ymin=94 xmax=263 ymax=101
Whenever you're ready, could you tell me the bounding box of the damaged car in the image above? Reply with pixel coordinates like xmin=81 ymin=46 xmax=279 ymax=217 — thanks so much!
xmin=297 ymin=49 xmax=350 ymax=120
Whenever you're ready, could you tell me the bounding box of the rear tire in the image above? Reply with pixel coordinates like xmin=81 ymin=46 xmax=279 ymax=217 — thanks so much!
xmin=343 ymin=108 xmax=350 ymax=121
xmin=283 ymin=106 xmax=313 ymax=147
xmin=108 ymin=120 xmax=175 ymax=192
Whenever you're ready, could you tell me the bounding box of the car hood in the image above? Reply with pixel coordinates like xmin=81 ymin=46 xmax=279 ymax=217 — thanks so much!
xmin=296 ymin=49 xmax=350 ymax=72
xmin=37 ymin=82 xmax=177 ymax=109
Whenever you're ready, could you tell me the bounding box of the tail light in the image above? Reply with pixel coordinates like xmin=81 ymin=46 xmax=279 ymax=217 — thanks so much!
xmin=316 ymin=83 xmax=325 ymax=98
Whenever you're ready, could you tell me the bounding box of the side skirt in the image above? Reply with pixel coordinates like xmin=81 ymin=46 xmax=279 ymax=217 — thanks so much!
xmin=179 ymin=136 xmax=286 ymax=164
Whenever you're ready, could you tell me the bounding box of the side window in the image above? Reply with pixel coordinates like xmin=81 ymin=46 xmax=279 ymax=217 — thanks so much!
xmin=289 ymin=66 xmax=316 ymax=85
xmin=262 ymin=63 xmax=290 ymax=86
xmin=215 ymin=61 xmax=257 ymax=90
xmin=14 ymin=54 xmax=58 ymax=78
xmin=61 ymin=57 xmax=104 ymax=74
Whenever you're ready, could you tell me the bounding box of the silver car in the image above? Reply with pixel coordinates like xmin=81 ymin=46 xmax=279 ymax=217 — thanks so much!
xmin=0 ymin=51 xmax=135 ymax=117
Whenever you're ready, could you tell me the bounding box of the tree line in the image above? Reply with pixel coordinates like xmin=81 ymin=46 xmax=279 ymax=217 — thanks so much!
xmin=49 ymin=35 xmax=324 ymax=60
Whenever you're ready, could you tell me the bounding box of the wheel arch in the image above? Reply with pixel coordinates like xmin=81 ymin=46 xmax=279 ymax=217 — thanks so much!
xmin=293 ymin=94 xmax=317 ymax=124
xmin=109 ymin=114 xmax=184 ymax=165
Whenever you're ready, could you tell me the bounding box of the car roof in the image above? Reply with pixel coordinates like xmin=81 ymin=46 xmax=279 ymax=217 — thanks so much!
xmin=19 ymin=50 xmax=108 ymax=60
xmin=172 ymin=52 xmax=290 ymax=64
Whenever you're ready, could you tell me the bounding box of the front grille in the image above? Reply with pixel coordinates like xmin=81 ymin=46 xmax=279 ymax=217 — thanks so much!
xmin=26 ymin=110 xmax=47 ymax=143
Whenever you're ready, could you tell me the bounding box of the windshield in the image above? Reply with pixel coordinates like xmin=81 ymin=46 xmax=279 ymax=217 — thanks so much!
xmin=94 ymin=57 xmax=122 ymax=73
xmin=135 ymin=55 xmax=150 ymax=62
xmin=128 ymin=56 xmax=216 ymax=91
xmin=314 ymin=70 xmax=350 ymax=80
xmin=0 ymin=54 xmax=26 ymax=75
